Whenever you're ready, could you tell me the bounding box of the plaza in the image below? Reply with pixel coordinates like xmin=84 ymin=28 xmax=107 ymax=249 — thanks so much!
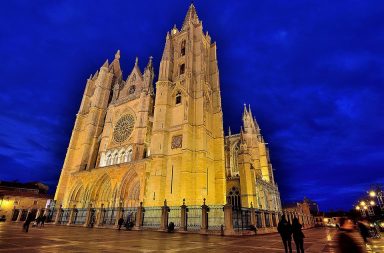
xmin=0 ymin=223 xmax=383 ymax=252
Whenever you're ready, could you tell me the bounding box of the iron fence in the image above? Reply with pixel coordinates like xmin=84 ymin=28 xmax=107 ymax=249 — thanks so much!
xmin=208 ymin=206 xmax=224 ymax=231
xmin=47 ymin=209 xmax=57 ymax=223
xmin=168 ymin=206 xmax=181 ymax=229
xmin=121 ymin=207 xmax=138 ymax=224
xmin=186 ymin=206 xmax=201 ymax=231
xmin=232 ymin=208 xmax=251 ymax=231
xmin=59 ymin=208 xmax=71 ymax=224
xmin=73 ymin=208 xmax=87 ymax=225
xmin=142 ymin=207 xmax=162 ymax=229
xmin=101 ymin=208 xmax=117 ymax=226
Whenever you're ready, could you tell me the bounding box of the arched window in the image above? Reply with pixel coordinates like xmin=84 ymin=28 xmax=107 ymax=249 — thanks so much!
xmin=228 ymin=187 xmax=241 ymax=210
xmin=127 ymin=148 xmax=133 ymax=162
xmin=232 ymin=142 xmax=240 ymax=175
xmin=120 ymin=151 xmax=126 ymax=163
xmin=113 ymin=152 xmax=119 ymax=164
xmin=181 ymin=40 xmax=186 ymax=56
xmin=106 ymin=154 xmax=112 ymax=166
xmin=179 ymin=64 xmax=185 ymax=75
xmin=175 ymin=91 xmax=182 ymax=105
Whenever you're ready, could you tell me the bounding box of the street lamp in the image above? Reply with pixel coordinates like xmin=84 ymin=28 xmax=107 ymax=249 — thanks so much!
xmin=370 ymin=200 xmax=375 ymax=206
xmin=369 ymin=191 xmax=376 ymax=197
xmin=360 ymin=201 xmax=366 ymax=206
xmin=355 ymin=206 xmax=360 ymax=210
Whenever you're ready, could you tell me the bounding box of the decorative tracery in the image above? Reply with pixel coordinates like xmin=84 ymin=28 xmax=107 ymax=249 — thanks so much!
xmin=113 ymin=114 xmax=135 ymax=143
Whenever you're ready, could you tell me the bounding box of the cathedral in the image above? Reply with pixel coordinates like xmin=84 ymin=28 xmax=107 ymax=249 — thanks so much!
xmin=55 ymin=4 xmax=281 ymax=213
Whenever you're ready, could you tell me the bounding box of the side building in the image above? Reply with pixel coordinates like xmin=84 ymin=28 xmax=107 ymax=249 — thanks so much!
xmin=225 ymin=105 xmax=281 ymax=212
xmin=0 ymin=181 xmax=52 ymax=222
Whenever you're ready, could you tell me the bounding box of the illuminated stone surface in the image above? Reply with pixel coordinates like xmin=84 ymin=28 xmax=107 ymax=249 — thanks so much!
xmin=54 ymin=4 xmax=281 ymax=217
xmin=1 ymin=223 xmax=382 ymax=252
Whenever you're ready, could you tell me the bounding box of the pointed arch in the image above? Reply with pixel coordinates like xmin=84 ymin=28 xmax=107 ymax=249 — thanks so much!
xmin=117 ymin=169 xmax=140 ymax=207
xmin=68 ymin=180 xmax=85 ymax=207
xmin=90 ymin=174 xmax=113 ymax=207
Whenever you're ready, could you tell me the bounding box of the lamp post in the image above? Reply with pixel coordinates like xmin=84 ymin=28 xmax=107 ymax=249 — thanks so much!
xmin=369 ymin=189 xmax=384 ymax=210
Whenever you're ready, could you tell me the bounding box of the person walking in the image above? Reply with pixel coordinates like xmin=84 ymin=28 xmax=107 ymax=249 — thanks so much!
xmin=117 ymin=217 xmax=124 ymax=230
xmin=278 ymin=215 xmax=293 ymax=253
xmin=23 ymin=214 xmax=34 ymax=233
xmin=357 ymin=221 xmax=370 ymax=243
xmin=41 ymin=214 xmax=46 ymax=227
xmin=292 ymin=217 xmax=305 ymax=253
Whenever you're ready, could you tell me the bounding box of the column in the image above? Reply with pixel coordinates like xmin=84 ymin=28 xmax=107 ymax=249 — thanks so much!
xmin=67 ymin=205 xmax=76 ymax=225
xmin=274 ymin=212 xmax=279 ymax=227
xmin=223 ymin=203 xmax=235 ymax=235
xmin=83 ymin=204 xmax=92 ymax=227
xmin=115 ymin=202 xmax=123 ymax=228
xmin=260 ymin=211 xmax=266 ymax=227
xmin=134 ymin=202 xmax=144 ymax=230
xmin=54 ymin=206 xmax=63 ymax=225
xmin=160 ymin=200 xmax=169 ymax=231
xmin=250 ymin=203 xmax=256 ymax=227
xmin=200 ymin=199 xmax=208 ymax=234
xmin=180 ymin=199 xmax=187 ymax=231
xmin=96 ymin=204 xmax=104 ymax=227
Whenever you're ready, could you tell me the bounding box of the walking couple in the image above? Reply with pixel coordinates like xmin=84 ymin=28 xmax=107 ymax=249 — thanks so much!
xmin=278 ymin=215 xmax=305 ymax=253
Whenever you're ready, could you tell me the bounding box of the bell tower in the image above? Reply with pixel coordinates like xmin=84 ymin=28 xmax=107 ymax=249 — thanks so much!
xmin=144 ymin=4 xmax=226 ymax=206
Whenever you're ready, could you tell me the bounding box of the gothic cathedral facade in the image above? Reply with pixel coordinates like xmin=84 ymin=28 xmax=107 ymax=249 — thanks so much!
xmin=55 ymin=4 xmax=281 ymax=212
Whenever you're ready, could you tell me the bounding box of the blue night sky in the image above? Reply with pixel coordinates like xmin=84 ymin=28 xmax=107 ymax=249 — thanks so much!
xmin=0 ymin=0 xmax=383 ymax=211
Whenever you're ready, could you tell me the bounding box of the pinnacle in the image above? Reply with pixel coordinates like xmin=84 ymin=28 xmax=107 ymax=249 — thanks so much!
xmin=115 ymin=50 xmax=120 ymax=60
xmin=182 ymin=3 xmax=200 ymax=30
xmin=102 ymin=59 xmax=109 ymax=68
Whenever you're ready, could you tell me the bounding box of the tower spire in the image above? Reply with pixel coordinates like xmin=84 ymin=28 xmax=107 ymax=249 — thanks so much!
xmin=181 ymin=3 xmax=200 ymax=30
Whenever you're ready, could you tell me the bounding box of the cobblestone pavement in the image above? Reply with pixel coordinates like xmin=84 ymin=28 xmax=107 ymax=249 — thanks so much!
xmin=0 ymin=223 xmax=382 ymax=252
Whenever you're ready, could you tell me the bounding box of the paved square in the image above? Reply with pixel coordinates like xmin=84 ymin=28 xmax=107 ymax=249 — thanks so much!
xmin=0 ymin=223 xmax=382 ymax=252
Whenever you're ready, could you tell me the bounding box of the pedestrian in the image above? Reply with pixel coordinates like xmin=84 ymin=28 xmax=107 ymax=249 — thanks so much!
xmin=292 ymin=217 xmax=305 ymax=253
xmin=278 ymin=215 xmax=293 ymax=253
xmin=118 ymin=217 xmax=124 ymax=230
xmin=41 ymin=214 xmax=46 ymax=227
xmin=90 ymin=215 xmax=96 ymax=228
xmin=35 ymin=215 xmax=42 ymax=227
xmin=357 ymin=221 xmax=370 ymax=243
xmin=23 ymin=214 xmax=34 ymax=233
xmin=337 ymin=232 xmax=364 ymax=253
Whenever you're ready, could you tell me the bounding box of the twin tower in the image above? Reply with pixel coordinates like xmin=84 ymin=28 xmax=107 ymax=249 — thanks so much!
xmin=55 ymin=4 xmax=281 ymax=211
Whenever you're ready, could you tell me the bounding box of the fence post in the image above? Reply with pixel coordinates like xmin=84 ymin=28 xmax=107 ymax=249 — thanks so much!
xmin=260 ymin=211 xmax=266 ymax=227
xmin=134 ymin=202 xmax=144 ymax=230
xmin=54 ymin=205 xmax=63 ymax=225
xmin=67 ymin=205 xmax=75 ymax=225
xmin=200 ymin=198 xmax=209 ymax=234
xmin=35 ymin=208 xmax=41 ymax=220
xmin=180 ymin=199 xmax=187 ymax=231
xmin=274 ymin=212 xmax=280 ymax=227
xmin=250 ymin=202 xmax=256 ymax=227
xmin=83 ymin=204 xmax=92 ymax=227
xmin=160 ymin=200 xmax=169 ymax=231
xmin=96 ymin=204 xmax=104 ymax=227
xmin=223 ymin=201 xmax=235 ymax=235
xmin=16 ymin=209 xmax=22 ymax=222
xmin=115 ymin=202 xmax=123 ymax=228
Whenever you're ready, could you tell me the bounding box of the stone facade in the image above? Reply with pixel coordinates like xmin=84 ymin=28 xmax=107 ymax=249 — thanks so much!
xmin=225 ymin=105 xmax=281 ymax=212
xmin=283 ymin=199 xmax=315 ymax=228
xmin=54 ymin=4 xmax=281 ymax=216
xmin=0 ymin=182 xmax=51 ymax=221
